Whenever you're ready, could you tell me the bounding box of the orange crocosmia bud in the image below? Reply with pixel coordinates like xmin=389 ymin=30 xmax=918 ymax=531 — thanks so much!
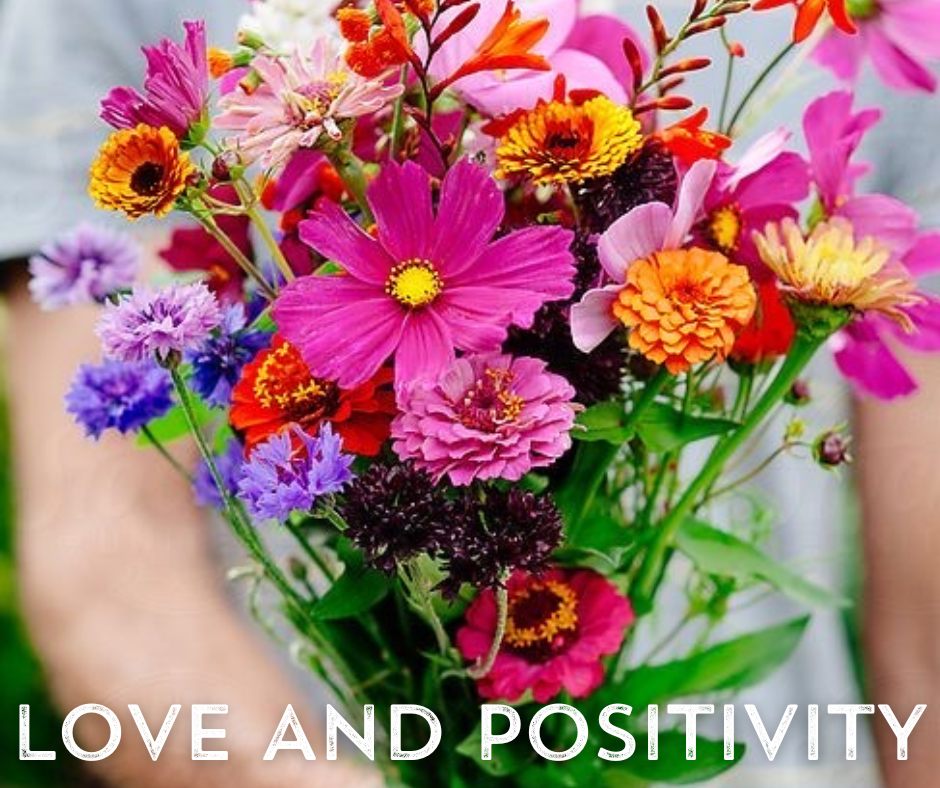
xmin=754 ymin=0 xmax=855 ymax=43
xmin=208 ymin=47 xmax=235 ymax=78
xmin=337 ymin=7 xmax=373 ymax=43
xmin=655 ymin=108 xmax=731 ymax=165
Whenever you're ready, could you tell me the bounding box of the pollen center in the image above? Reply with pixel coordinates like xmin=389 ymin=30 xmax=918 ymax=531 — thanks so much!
xmin=457 ymin=367 xmax=525 ymax=431
xmin=130 ymin=162 xmax=166 ymax=196
xmin=386 ymin=259 xmax=443 ymax=308
xmin=504 ymin=580 xmax=579 ymax=663
xmin=253 ymin=342 xmax=337 ymax=421
xmin=708 ymin=204 xmax=743 ymax=253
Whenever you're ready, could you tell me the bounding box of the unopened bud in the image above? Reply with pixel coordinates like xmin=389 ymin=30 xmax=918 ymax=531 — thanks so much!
xmin=814 ymin=431 xmax=851 ymax=468
xmin=786 ymin=379 xmax=811 ymax=406
xmin=729 ymin=41 xmax=746 ymax=57
xmin=211 ymin=151 xmax=237 ymax=182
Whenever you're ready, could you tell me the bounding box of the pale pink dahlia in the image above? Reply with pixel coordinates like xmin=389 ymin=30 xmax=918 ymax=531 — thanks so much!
xmin=392 ymin=353 xmax=577 ymax=486
xmin=216 ymin=38 xmax=403 ymax=171
xmin=457 ymin=568 xmax=634 ymax=703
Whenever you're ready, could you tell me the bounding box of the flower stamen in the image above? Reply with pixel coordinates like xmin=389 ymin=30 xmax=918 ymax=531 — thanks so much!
xmin=504 ymin=579 xmax=579 ymax=662
xmin=385 ymin=259 xmax=443 ymax=308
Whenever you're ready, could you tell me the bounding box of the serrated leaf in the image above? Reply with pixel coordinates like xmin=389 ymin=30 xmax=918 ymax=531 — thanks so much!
xmin=636 ymin=403 xmax=738 ymax=452
xmin=677 ymin=519 xmax=848 ymax=608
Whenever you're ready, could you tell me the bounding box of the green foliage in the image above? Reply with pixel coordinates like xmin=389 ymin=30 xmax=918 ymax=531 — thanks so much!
xmin=677 ymin=519 xmax=848 ymax=608
xmin=309 ymin=556 xmax=390 ymax=621
xmin=603 ymin=732 xmax=744 ymax=785
xmin=635 ymin=404 xmax=739 ymax=453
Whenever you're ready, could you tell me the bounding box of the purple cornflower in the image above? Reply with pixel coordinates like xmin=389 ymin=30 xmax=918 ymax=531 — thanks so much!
xmin=100 ymin=20 xmax=210 ymax=140
xmin=65 ymin=360 xmax=174 ymax=439
xmin=237 ymin=424 xmax=354 ymax=522
xmin=29 ymin=223 xmax=140 ymax=310
xmin=193 ymin=439 xmax=244 ymax=509
xmin=187 ymin=305 xmax=271 ymax=408
xmin=96 ymin=282 xmax=222 ymax=364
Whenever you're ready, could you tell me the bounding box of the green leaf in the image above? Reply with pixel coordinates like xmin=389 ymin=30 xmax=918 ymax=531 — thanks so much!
xmin=607 ymin=617 xmax=809 ymax=711
xmin=456 ymin=723 xmax=534 ymax=777
xmin=554 ymin=441 xmax=620 ymax=538
xmin=574 ymin=401 xmax=635 ymax=443
xmin=677 ymin=519 xmax=848 ymax=608
xmin=604 ymin=732 xmax=744 ymax=785
xmin=635 ymin=403 xmax=738 ymax=453
xmin=136 ymin=398 xmax=215 ymax=446
xmin=310 ymin=562 xmax=390 ymax=621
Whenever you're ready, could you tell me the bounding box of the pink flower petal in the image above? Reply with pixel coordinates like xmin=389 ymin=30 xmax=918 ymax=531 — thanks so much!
xmin=902 ymin=231 xmax=940 ymax=276
xmin=832 ymin=326 xmax=918 ymax=399
xmin=667 ymin=159 xmax=716 ymax=248
xmin=395 ymin=310 xmax=457 ymax=391
xmin=599 ymin=202 xmax=673 ymax=281
xmin=867 ymin=27 xmax=937 ymax=91
xmin=837 ymin=194 xmax=919 ymax=254
xmin=298 ymin=201 xmax=395 ymax=285
xmin=571 ymin=285 xmax=621 ymax=353
xmin=367 ymin=161 xmax=436 ymax=262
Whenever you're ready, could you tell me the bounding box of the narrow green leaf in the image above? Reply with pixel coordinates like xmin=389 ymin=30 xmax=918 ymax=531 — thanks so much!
xmin=136 ymin=398 xmax=215 ymax=446
xmin=677 ymin=519 xmax=848 ymax=608
xmin=604 ymin=732 xmax=744 ymax=785
xmin=574 ymin=401 xmax=635 ymax=443
xmin=554 ymin=441 xmax=620 ymax=538
xmin=456 ymin=724 xmax=534 ymax=777
xmin=635 ymin=403 xmax=738 ymax=453
xmin=310 ymin=564 xmax=390 ymax=621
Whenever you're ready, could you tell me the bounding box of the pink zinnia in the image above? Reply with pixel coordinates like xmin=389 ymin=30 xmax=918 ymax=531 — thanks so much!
xmin=100 ymin=20 xmax=209 ymax=140
xmin=273 ymin=159 xmax=576 ymax=390
xmin=457 ymin=568 xmax=634 ymax=703
xmin=216 ymin=38 xmax=403 ymax=171
xmin=813 ymin=0 xmax=940 ymax=92
xmin=392 ymin=353 xmax=577 ymax=485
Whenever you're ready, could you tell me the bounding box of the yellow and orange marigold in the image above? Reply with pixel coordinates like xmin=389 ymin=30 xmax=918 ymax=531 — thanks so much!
xmin=496 ymin=96 xmax=644 ymax=186
xmin=89 ymin=124 xmax=195 ymax=219
xmin=612 ymin=247 xmax=757 ymax=375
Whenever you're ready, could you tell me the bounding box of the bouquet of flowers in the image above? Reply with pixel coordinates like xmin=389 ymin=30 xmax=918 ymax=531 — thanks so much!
xmin=35 ymin=0 xmax=940 ymax=783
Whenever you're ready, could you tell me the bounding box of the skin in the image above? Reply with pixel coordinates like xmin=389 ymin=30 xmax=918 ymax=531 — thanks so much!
xmin=856 ymin=352 xmax=940 ymax=788
xmin=5 ymin=270 xmax=382 ymax=787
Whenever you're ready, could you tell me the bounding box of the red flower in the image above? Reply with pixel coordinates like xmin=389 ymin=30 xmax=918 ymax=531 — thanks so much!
xmin=754 ymin=0 xmax=856 ymax=43
xmin=731 ymin=280 xmax=796 ymax=365
xmin=230 ymin=336 xmax=396 ymax=456
xmin=655 ymin=108 xmax=731 ymax=166
xmin=159 ymin=185 xmax=252 ymax=302
xmin=457 ymin=569 xmax=634 ymax=703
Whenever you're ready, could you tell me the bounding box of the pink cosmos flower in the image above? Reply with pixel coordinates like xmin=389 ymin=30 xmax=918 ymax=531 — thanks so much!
xmin=100 ymin=21 xmax=209 ymax=140
xmin=457 ymin=568 xmax=634 ymax=703
xmin=273 ymin=159 xmax=576 ymax=391
xmin=427 ymin=0 xmax=646 ymax=116
xmin=813 ymin=0 xmax=940 ymax=92
xmin=571 ymin=160 xmax=716 ymax=352
xmin=803 ymin=91 xmax=940 ymax=398
xmin=693 ymin=130 xmax=810 ymax=277
xmin=392 ymin=353 xmax=577 ymax=485
xmin=216 ymin=38 xmax=403 ymax=171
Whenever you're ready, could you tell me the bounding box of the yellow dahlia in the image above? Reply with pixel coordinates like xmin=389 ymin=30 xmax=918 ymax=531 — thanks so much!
xmin=89 ymin=124 xmax=195 ymax=220
xmin=754 ymin=218 xmax=920 ymax=328
xmin=495 ymin=96 xmax=643 ymax=186
xmin=612 ymin=247 xmax=757 ymax=375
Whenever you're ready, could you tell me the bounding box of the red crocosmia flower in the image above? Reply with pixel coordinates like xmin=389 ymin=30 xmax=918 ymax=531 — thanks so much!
xmin=457 ymin=568 xmax=634 ymax=703
xmin=731 ymin=280 xmax=796 ymax=365
xmin=159 ymin=185 xmax=252 ymax=302
xmin=754 ymin=0 xmax=856 ymax=43
xmin=655 ymin=108 xmax=732 ymax=166
xmin=230 ymin=336 xmax=396 ymax=456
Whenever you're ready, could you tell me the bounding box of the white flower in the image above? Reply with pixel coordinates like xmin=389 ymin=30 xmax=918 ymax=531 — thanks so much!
xmin=239 ymin=0 xmax=337 ymax=50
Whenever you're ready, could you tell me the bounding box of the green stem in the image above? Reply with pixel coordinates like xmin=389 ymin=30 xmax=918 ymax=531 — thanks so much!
xmin=196 ymin=211 xmax=277 ymax=300
xmin=468 ymin=585 xmax=508 ymax=680
xmin=726 ymin=42 xmax=796 ymax=136
xmin=389 ymin=67 xmax=409 ymax=161
xmin=631 ymin=331 xmax=827 ymax=612
xmin=284 ymin=519 xmax=336 ymax=582
xmin=140 ymin=425 xmax=192 ymax=482
xmin=717 ymin=29 xmax=736 ymax=133
xmin=327 ymin=147 xmax=373 ymax=224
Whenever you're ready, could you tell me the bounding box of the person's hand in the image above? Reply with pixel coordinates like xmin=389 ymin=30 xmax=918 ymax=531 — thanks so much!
xmin=6 ymin=273 xmax=383 ymax=788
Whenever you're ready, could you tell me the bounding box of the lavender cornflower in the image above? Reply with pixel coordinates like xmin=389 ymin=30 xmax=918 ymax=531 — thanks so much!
xmin=65 ymin=360 xmax=174 ymax=439
xmin=96 ymin=282 xmax=222 ymax=364
xmin=187 ymin=305 xmax=270 ymax=408
xmin=29 ymin=223 xmax=140 ymax=310
xmin=193 ymin=439 xmax=244 ymax=508
xmin=100 ymin=20 xmax=210 ymax=140
xmin=237 ymin=424 xmax=353 ymax=522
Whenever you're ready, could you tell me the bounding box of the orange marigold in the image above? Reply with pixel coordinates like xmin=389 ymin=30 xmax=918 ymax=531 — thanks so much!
xmin=612 ymin=248 xmax=757 ymax=374
xmin=89 ymin=124 xmax=195 ymax=219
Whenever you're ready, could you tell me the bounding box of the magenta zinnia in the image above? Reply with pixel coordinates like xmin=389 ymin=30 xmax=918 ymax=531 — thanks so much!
xmin=100 ymin=20 xmax=209 ymax=141
xmin=392 ymin=353 xmax=578 ymax=485
xmin=273 ymin=159 xmax=577 ymax=390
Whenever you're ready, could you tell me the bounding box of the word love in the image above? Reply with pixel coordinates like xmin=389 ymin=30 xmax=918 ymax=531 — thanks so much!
xmin=20 ymin=702 xmax=927 ymax=763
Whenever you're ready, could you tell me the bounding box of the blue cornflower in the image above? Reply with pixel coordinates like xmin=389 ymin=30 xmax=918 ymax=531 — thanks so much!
xmin=192 ymin=439 xmax=244 ymax=509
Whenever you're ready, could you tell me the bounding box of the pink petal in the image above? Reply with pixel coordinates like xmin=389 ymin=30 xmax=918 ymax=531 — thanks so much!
xmin=298 ymin=202 xmax=395 ymax=285
xmin=734 ymin=152 xmax=810 ymax=209
xmin=867 ymin=28 xmax=937 ymax=91
xmin=549 ymin=49 xmax=627 ymax=104
xmin=667 ymin=159 xmax=716 ymax=248
xmin=564 ymin=14 xmax=649 ymax=92
xmin=724 ymin=129 xmax=792 ymax=190
xmin=812 ymin=28 xmax=867 ymax=82
xmin=902 ymin=231 xmax=940 ymax=276
xmin=395 ymin=309 xmax=456 ymax=390
xmin=837 ymin=194 xmax=919 ymax=254
xmin=367 ymin=161 xmax=436 ymax=262
xmin=832 ymin=328 xmax=918 ymax=399
xmin=436 ymin=287 xmax=519 ymax=352
xmin=894 ymin=299 xmax=940 ymax=351
xmin=571 ymin=285 xmax=621 ymax=353
xmin=599 ymin=202 xmax=673 ymax=281
xmin=432 ymin=159 xmax=504 ymax=278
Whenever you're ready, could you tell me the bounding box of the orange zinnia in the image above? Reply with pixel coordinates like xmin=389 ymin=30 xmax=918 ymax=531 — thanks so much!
xmin=612 ymin=248 xmax=757 ymax=375
xmin=89 ymin=124 xmax=195 ymax=219
xmin=230 ymin=336 xmax=396 ymax=456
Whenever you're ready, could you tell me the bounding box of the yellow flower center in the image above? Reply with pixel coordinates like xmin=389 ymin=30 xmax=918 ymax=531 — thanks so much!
xmin=385 ymin=259 xmax=443 ymax=308
xmin=253 ymin=342 xmax=336 ymax=418
xmin=504 ymin=579 xmax=579 ymax=662
xmin=708 ymin=204 xmax=743 ymax=253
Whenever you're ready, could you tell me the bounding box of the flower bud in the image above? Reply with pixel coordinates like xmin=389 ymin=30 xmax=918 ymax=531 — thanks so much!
xmin=288 ymin=557 xmax=308 ymax=582
xmin=814 ymin=431 xmax=851 ymax=468
xmin=786 ymin=379 xmax=811 ymax=406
